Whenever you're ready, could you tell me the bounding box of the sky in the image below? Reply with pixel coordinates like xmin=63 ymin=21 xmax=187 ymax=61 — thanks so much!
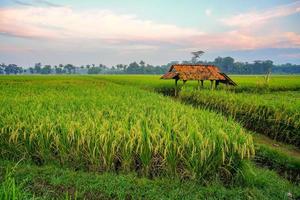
xmin=0 ymin=0 xmax=300 ymax=67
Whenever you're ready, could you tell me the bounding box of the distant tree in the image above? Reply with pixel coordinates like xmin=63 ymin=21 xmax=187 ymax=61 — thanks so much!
xmin=273 ymin=63 xmax=300 ymax=74
xmin=126 ymin=62 xmax=140 ymax=74
xmin=41 ymin=65 xmax=52 ymax=74
xmin=88 ymin=66 xmax=102 ymax=74
xmin=139 ymin=60 xmax=145 ymax=67
xmin=64 ymin=64 xmax=75 ymax=74
xmin=0 ymin=63 xmax=5 ymax=74
xmin=29 ymin=67 xmax=34 ymax=74
xmin=4 ymin=64 xmax=20 ymax=74
xmin=55 ymin=64 xmax=65 ymax=74
xmin=191 ymin=50 xmax=205 ymax=64
xmin=116 ymin=64 xmax=123 ymax=71
xmin=34 ymin=63 xmax=42 ymax=73
xmin=223 ymin=57 xmax=234 ymax=72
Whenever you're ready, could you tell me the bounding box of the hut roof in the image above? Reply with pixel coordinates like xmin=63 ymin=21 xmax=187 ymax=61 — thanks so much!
xmin=161 ymin=64 xmax=237 ymax=86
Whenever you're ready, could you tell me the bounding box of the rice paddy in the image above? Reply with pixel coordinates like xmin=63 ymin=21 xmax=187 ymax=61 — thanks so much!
xmin=1 ymin=75 xmax=300 ymax=199
xmin=0 ymin=76 xmax=254 ymax=181
xmin=101 ymin=75 xmax=300 ymax=147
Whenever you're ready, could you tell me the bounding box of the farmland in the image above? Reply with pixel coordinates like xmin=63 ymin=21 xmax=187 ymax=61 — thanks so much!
xmin=0 ymin=75 xmax=300 ymax=199
xmin=102 ymin=75 xmax=300 ymax=147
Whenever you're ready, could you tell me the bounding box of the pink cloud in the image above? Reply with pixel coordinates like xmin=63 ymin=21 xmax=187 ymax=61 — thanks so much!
xmin=0 ymin=6 xmax=299 ymax=53
xmin=0 ymin=7 xmax=203 ymax=43
xmin=0 ymin=45 xmax=33 ymax=52
xmin=180 ymin=30 xmax=300 ymax=51
xmin=284 ymin=32 xmax=300 ymax=46
xmin=220 ymin=1 xmax=300 ymax=27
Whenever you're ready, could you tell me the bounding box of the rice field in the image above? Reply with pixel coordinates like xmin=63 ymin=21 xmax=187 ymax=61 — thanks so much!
xmin=0 ymin=76 xmax=254 ymax=181
xmin=101 ymin=75 xmax=300 ymax=147
xmin=100 ymin=74 xmax=300 ymax=93
xmin=180 ymin=90 xmax=300 ymax=147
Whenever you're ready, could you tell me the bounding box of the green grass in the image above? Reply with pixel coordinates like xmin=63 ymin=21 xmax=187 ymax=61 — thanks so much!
xmin=230 ymin=75 xmax=300 ymax=92
xmin=0 ymin=159 xmax=299 ymax=200
xmin=253 ymin=134 xmax=300 ymax=183
xmin=0 ymin=76 xmax=254 ymax=181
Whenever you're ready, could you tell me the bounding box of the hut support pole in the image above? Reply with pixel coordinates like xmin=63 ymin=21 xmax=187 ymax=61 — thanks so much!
xmin=215 ymin=80 xmax=220 ymax=89
xmin=201 ymin=80 xmax=204 ymax=88
xmin=182 ymin=80 xmax=187 ymax=90
xmin=210 ymin=80 xmax=214 ymax=90
xmin=175 ymin=79 xmax=178 ymax=96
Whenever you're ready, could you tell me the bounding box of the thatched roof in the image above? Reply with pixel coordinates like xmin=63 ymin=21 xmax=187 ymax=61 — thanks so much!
xmin=161 ymin=64 xmax=236 ymax=86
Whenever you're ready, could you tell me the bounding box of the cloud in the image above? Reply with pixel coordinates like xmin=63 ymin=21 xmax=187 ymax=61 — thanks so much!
xmin=0 ymin=45 xmax=33 ymax=52
xmin=35 ymin=0 xmax=62 ymax=7
xmin=205 ymin=9 xmax=212 ymax=16
xmin=221 ymin=1 xmax=300 ymax=27
xmin=284 ymin=32 xmax=300 ymax=46
xmin=12 ymin=0 xmax=33 ymax=6
xmin=0 ymin=6 xmax=299 ymax=54
xmin=11 ymin=0 xmax=62 ymax=7
xmin=179 ymin=30 xmax=300 ymax=52
xmin=0 ymin=7 xmax=203 ymax=44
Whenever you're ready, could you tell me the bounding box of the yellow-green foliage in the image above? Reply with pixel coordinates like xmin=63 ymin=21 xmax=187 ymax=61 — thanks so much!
xmin=0 ymin=76 xmax=254 ymax=181
xmin=101 ymin=75 xmax=300 ymax=147
xmin=180 ymin=90 xmax=300 ymax=147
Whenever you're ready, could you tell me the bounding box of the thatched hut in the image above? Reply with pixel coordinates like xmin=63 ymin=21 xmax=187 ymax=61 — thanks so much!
xmin=161 ymin=64 xmax=236 ymax=95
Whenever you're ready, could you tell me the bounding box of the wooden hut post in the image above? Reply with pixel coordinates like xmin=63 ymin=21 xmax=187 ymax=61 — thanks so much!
xmin=182 ymin=80 xmax=187 ymax=89
xmin=210 ymin=80 xmax=214 ymax=90
xmin=201 ymin=80 xmax=204 ymax=88
xmin=175 ymin=79 xmax=178 ymax=96
xmin=215 ymin=80 xmax=220 ymax=89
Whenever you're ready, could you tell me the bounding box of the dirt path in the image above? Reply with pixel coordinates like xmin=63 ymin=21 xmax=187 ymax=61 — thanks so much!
xmin=253 ymin=134 xmax=300 ymax=159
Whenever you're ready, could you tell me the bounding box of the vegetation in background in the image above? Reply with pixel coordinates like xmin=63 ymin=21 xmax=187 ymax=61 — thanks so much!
xmin=1 ymin=56 xmax=300 ymax=75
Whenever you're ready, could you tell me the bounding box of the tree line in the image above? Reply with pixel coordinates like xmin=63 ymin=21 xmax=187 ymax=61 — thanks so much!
xmin=1 ymin=57 xmax=300 ymax=75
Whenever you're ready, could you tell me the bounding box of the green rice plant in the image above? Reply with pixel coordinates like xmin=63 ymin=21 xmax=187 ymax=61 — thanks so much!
xmin=0 ymin=160 xmax=29 ymax=200
xmin=0 ymin=76 xmax=254 ymax=182
xmin=100 ymin=75 xmax=300 ymax=147
xmin=180 ymin=89 xmax=300 ymax=147
xmin=100 ymin=74 xmax=300 ymax=94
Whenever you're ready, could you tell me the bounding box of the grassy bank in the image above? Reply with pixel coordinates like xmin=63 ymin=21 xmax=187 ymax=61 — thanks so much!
xmin=1 ymin=160 xmax=300 ymax=200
